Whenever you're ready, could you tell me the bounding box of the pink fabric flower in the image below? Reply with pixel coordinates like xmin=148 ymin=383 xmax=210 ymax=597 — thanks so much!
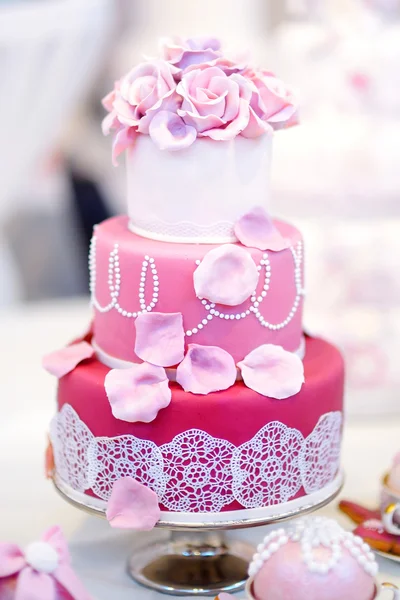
xmin=234 ymin=206 xmax=291 ymax=251
xmin=237 ymin=344 xmax=305 ymax=399
xmin=102 ymin=60 xmax=180 ymax=162
xmin=177 ymin=67 xmax=253 ymax=140
xmin=241 ymin=69 xmax=299 ymax=138
xmin=149 ymin=110 xmax=197 ymax=151
xmin=160 ymin=36 xmax=222 ymax=71
xmin=104 ymin=362 xmax=171 ymax=423
xmin=134 ymin=312 xmax=185 ymax=366
xmin=106 ymin=477 xmax=160 ymax=531
xmin=42 ymin=342 xmax=94 ymax=378
xmin=176 ymin=344 xmax=236 ymax=395
xmin=0 ymin=527 xmax=93 ymax=600
xmin=194 ymin=244 xmax=259 ymax=306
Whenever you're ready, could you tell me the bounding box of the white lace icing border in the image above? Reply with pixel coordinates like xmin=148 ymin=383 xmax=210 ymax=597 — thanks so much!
xmin=50 ymin=405 xmax=343 ymax=514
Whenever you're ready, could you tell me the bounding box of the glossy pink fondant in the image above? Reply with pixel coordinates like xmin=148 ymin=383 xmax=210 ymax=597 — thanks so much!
xmin=91 ymin=216 xmax=304 ymax=364
xmin=57 ymin=335 xmax=344 ymax=511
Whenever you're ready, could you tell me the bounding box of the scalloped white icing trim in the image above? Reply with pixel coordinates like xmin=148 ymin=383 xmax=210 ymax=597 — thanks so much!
xmin=50 ymin=405 xmax=342 ymax=514
xmin=91 ymin=335 xmax=306 ymax=372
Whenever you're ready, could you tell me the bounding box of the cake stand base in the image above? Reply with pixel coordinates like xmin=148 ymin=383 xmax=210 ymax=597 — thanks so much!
xmin=127 ymin=531 xmax=254 ymax=596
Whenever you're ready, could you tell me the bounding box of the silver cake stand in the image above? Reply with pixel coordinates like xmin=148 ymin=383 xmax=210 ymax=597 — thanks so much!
xmin=53 ymin=472 xmax=344 ymax=596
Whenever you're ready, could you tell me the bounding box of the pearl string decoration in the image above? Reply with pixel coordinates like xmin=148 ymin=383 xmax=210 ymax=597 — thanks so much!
xmin=248 ymin=517 xmax=378 ymax=580
xmin=89 ymin=236 xmax=159 ymax=317
xmin=185 ymin=242 xmax=304 ymax=336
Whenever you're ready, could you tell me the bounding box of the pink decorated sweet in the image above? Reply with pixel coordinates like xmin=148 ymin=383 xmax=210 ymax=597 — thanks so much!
xmin=0 ymin=527 xmax=92 ymax=600
xmin=248 ymin=517 xmax=378 ymax=600
xmin=388 ymin=453 xmax=400 ymax=494
xmin=177 ymin=67 xmax=253 ymax=141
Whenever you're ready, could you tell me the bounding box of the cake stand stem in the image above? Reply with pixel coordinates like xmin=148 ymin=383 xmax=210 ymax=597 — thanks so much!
xmin=127 ymin=530 xmax=255 ymax=596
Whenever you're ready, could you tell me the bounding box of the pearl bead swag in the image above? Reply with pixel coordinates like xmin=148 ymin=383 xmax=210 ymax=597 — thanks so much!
xmin=248 ymin=516 xmax=378 ymax=579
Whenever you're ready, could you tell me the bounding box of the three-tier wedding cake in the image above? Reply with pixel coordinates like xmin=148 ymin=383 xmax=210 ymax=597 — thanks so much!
xmin=44 ymin=37 xmax=344 ymax=527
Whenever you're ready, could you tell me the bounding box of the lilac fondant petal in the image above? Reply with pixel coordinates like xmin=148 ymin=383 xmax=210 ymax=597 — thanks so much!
xmin=237 ymin=344 xmax=305 ymax=399
xmin=104 ymin=363 xmax=171 ymax=423
xmin=200 ymin=98 xmax=250 ymax=140
xmin=234 ymin=207 xmax=291 ymax=252
xmin=193 ymin=244 xmax=259 ymax=306
xmin=176 ymin=344 xmax=236 ymax=395
xmin=0 ymin=544 xmax=25 ymax=577
xmin=241 ymin=106 xmax=273 ymax=138
xmin=42 ymin=342 xmax=94 ymax=379
xmin=111 ymin=127 xmax=136 ymax=166
xmin=134 ymin=312 xmax=185 ymax=366
xmin=106 ymin=477 xmax=160 ymax=530
xmin=149 ymin=111 xmax=197 ymax=151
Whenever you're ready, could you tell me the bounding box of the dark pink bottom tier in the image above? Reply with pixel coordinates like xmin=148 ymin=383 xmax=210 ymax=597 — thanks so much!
xmin=50 ymin=335 xmax=344 ymax=515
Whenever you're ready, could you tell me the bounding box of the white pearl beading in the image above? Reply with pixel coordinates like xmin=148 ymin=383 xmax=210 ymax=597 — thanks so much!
xmin=89 ymin=235 xmax=303 ymax=337
xmin=89 ymin=236 xmax=159 ymax=317
xmin=185 ymin=242 xmax=304 ymax=337
xmin=248 ymin=516 xmax=378 ymax=579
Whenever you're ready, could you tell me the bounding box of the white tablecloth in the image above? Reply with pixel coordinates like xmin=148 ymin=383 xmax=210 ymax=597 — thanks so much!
xmin=0 ymin=298 xmax=399 ymax=598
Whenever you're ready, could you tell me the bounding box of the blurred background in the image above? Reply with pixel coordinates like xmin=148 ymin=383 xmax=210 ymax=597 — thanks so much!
xmin=1 ymin=0 xmax=399 ymax=416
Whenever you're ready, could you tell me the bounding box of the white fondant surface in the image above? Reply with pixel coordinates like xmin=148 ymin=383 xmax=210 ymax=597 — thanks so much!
xmin=126 ymin=135 xmax=273 ymax=243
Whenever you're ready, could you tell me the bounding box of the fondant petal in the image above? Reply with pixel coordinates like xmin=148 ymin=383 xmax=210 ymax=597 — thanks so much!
xmin=42 ymin=342 xmax=94 ymax=379
xmin=134 ymin=312 xmax=185 ymax=366
xmin=15 ymin=568 xmax=56 ymax=600
xmin=237 ymin=344 xmax=304 ymax=399
xmin=0 ymin=544 xmax=25 ymax=577
xmin=104 ymin=363 xmax=171 ymax=423
xmin=176 ymin=344 xmax=236 ymax=395
xmin=106 ymin=477 xmax=160 ymax=530
xmin=111 ymin=127 xmax=137 ymax=167
xmin=193 ymin=244 xmax=259 ymax=306
xmin=149 ymin=110 xmax=197 ymax=151
xmin=42 ymin=526 xmax=70 ymax=565
xmin=234 ymin=206 xmax=291 ymax=252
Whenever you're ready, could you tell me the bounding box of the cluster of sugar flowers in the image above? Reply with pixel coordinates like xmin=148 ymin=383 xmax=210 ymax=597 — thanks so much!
xmin=102 ymin=36 xmax=299 ymax=164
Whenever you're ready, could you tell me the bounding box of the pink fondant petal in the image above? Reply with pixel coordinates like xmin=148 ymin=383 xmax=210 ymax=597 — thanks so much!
xmin=237 ymin=344 xmax=305 ymax=399
xmin=0 ymin=544 xmax=25 ymax=577
xmin=234 ymin=206 xmax=291 ymax=252
xmin=54 ymin=563 xmax=94 ymax=600
xmin=15 ymin=567 xmax=56 ymax=600
xmin=193 ymin=244 xmax=259 ymax=306
xmin=104 ymin=363 xmax=171 ymax=423
xmin=149 ymin=110 xmax=197 ymax=151
xmin=106 ymin=477 xmax=160 ymax=530
xmin=42 ymin=527 xmax=70 ymax=565
xmin=42 ymin=342 xmax=94 ymax=379
xmin=134 ymin=312 xmax=185 ymax=367
xmin=111 ymin=127 xmax=137 ymax=166
xmin=176 ymin=344 xmax=236 ymax=395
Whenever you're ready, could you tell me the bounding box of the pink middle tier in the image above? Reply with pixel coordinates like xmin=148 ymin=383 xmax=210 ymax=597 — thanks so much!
xmin=91 ymin=216 xmax=304 ymax=364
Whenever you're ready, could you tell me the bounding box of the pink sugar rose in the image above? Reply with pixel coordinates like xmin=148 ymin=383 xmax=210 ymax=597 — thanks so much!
xmin=160 ymin=36 xmax=222 ymax=71
xmin=241 ymin=69 xmax=299 ymax=138
xmin=177 ymin=67 xmax=253 ymax=140
xmin=102 ymin=60 xmax=180 ymax=161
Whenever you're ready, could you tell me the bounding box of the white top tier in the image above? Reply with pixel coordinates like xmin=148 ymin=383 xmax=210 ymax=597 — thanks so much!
xmin=126 ymin=135 xmax=273 ymax=244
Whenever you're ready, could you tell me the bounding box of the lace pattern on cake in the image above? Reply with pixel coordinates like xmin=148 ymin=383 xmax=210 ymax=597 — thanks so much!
xmin=160 ymin=430 xmax=235 ymax=512
xmin=51 ymin=405 xmax=342 ymax=512
xmin=87 ymin=435 xmax=167 ymax=500
xmin=50 ymin=404 xmax=94 ymax=492
xmin=231 ymin=422 xmax=304 ymax=508
xmin=128 ymin=217 xmax=238 ymax=243
xmin=300 ymin=412 xmax=343 ymax=494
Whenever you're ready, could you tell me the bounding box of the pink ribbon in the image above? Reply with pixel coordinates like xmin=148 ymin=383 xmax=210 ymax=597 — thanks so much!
xmin=0 ymin=527 xmax=93 ymax=600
